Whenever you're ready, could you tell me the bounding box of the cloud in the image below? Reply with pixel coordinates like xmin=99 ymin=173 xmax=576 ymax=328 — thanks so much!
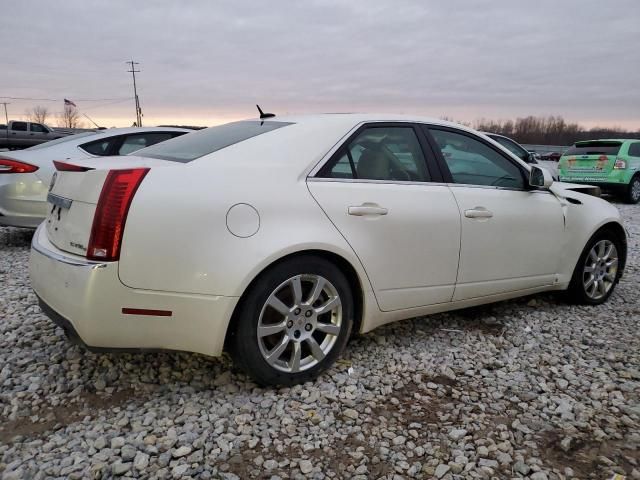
xmin=2 ymin=0 xmax=638 ymax=128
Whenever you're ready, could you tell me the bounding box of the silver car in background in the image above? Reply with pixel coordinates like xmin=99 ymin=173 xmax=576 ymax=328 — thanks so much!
xmin=0 ymin=127 xmax=190 ymax=227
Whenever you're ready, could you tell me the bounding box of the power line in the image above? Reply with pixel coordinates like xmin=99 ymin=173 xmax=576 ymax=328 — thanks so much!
xmin=0 ymin=96 xmax=131 ymax=102
xmin=126 ymin=60 xmax=143 ymax=127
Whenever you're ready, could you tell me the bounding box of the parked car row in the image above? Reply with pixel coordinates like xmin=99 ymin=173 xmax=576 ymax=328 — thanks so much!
xmin=0 ymin=127 xmax=190 ymax=227
xmin=24 ymin=114 xmax=627 ymax=386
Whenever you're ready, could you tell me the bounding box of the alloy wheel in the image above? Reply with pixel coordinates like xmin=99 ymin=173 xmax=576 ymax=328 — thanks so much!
xmin=582 ymin=239 xmax=618 ymax=300
xmin=257 ymin=274 xmax=342 ymax=373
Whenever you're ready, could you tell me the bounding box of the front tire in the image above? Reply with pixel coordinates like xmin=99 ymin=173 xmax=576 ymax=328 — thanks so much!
xmin=566 ymin=230 xmax=622 ymax=305
xmin=230 ymin=256 xmax=354 ymax=386
xmin=625 ymin=175 xmax=640 ymax=204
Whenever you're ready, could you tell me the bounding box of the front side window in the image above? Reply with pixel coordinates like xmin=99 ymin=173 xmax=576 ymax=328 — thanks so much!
xmin=11 ymin=122 xmax=27 ymax=131
xmin=29 ymin=123 xmax=47 ymax=133
xmin=430 ymin=129 xmax=524 ymax=189
xmin=319 ymin=126 xmax=430 ymax=181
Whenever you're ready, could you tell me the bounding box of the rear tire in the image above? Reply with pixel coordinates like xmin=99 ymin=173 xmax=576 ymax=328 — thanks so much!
xmin=229 ymin=256 xmax=354 ymax=386
xmin=566 ymin=229 xmax=622 ymax=305
xmin=625 ymin=175 xmax=640 ymax=204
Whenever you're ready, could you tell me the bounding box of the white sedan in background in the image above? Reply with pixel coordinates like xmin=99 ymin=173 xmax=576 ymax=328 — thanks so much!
xmin=29 ymin=114 xmax=626 ymax=386
xmin=0 ymin=127 xmax=190 ymax=227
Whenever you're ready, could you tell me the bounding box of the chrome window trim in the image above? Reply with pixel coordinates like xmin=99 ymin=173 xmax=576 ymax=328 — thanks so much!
xmin=307 ymin=177 xmax=448 ymax=187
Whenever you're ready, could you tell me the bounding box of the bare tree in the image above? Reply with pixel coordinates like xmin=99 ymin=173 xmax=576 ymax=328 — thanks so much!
xmin=26 ymin=105 xmax=49 ymax=124
xmin=57 ymin=105 xmax=83 ymax=129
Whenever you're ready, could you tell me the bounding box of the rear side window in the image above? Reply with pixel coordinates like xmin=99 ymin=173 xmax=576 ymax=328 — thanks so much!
xmin=318 ymin=126 xmax=430 ymax=182
xmin=488 ymin=135 xmax=528 ymax=161
xmin=11 ymin=122 xmax=27 ymax=131
xmin=136 ymin=121 xmax=292 ymax=162
xmin=565 ymin=141 xmax=622 ymax=156
xmin=118 ymin=132 xmax=177 ymax=155
xmin=81 ymin=138 xmax=113 ymax=156
xmin=628 ymin=143 xmax=640 ymax=157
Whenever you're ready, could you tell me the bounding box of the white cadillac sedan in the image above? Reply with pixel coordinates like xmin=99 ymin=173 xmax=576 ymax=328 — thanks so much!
xmin=0 ymin=127 xmax=190 ymax=228
xmin=29 ymin=114 xmax=627 ymax=386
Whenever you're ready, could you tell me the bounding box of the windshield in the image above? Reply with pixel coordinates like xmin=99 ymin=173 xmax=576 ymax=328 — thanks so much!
xmin=26 ymin=131 xmax=98 ymax=150
xmin=564 ymin=141 xmax=622 ymax=156
xmin=135 ymin=120 xmax=293 ymax=162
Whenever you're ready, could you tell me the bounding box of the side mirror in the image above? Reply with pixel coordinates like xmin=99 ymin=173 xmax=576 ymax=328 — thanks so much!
xmin=529 ymin=165 xmax=554 ymax=188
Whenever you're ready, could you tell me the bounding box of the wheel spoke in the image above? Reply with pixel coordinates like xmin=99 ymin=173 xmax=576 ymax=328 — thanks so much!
xmin=289 ymin=341 xmax=301 ymax=373
xmin=603 ymin=243 xmax=614 ymax=260
xmin=588 ymin=250 xmax=598 ymax=264
xmin=306 ymin=337 xmax=325 ymax=361
xmin=307 ymin=277 xmax=326 ymax=306
xmin=584 ymin=265 xmax=595 ymax=273
xmin=605 ymin=258 xmax=618 ymax=268
xmin=584 ymin=275 xmax=595 ymax=290
xmin=597 ymin=241 xmax=606 ymax=258
xmin=265 ymin=336 xmax=290 ymax=365
xmin=315 ymin=296 xmax=341 ymax=316
xmin=290 ymin=276 xmax=303 ymax=305
xmin=587 ymin=280 xmax=597 ymax=297
xmin=316 ymin=322 xmax=341 ymax=336
xmin=267 ymin=295 xmax=291 ymax=316
xmin=258 ymin=321 xmax=287 ymax=338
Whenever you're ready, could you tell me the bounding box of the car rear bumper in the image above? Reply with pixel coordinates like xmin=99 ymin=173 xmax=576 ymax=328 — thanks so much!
xmin=0 ymin=173 xmax=48 ymax=227
xmin=29 ymin=224 xmax=238 ymax=357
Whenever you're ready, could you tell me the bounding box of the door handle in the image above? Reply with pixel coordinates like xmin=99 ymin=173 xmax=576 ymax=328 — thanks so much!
xmin=464 ymin=207 xmax=493 ymax=219
xmin=348 ymin=203 xmax=388 ymax=216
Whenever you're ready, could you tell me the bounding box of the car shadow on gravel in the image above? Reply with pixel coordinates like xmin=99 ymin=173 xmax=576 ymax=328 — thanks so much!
xmin=0 ymin=227 xmax=35 ymax=248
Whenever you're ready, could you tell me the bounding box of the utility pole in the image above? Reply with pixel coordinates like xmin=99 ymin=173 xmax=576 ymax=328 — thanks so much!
xmin=1 ymin=102 xmax=9 ymax=145
xmin=126 ymin=60 xmax=143 ymax=127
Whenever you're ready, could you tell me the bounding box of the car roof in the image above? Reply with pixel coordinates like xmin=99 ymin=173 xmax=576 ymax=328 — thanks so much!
xmin=258 ymin=113 xmax=469 ymax=130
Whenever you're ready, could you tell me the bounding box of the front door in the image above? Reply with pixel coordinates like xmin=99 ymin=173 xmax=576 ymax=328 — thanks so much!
xmin=426 ymin=126 xmax=565 ymax=301
xmin=308 ymin=124 xmax=461 ymax=312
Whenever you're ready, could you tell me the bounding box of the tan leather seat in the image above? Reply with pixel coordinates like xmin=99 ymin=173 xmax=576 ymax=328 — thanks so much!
xmin=356 ymin=148 xmax=389 ymax=180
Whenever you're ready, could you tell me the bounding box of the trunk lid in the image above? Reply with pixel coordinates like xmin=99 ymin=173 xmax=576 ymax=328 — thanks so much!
xmin=44 ymin=156 xmax=173 ymax=257
xmin=560 ymin=141 xmax=622 ymax=178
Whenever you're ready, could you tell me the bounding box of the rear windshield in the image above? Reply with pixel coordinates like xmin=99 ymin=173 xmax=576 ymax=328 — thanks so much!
xmin=564 ymin=141 xmax=622 ymax=156
xmin=135 ymin=120 xmax=293 ymax=162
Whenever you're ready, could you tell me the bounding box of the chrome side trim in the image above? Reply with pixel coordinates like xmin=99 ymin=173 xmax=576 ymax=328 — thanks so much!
xmin=31 ymin=227 xmax=107 ymax=268
xmin=47 ymin=193 xmax=73 ymax=209
xmin=307 ymin=177 xmax=448 ymax=187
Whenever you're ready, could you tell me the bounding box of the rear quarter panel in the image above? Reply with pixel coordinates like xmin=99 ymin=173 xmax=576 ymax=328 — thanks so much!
xmin=117 ymin=128 xmax=373 ymax=303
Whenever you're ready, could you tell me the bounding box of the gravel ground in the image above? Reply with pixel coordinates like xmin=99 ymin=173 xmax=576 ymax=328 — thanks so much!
xmin=1 ymin=202 xmax=639 ymax=480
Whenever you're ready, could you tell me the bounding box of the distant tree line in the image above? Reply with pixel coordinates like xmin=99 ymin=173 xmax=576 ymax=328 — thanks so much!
xmin=473 ymin=116 xmax=640 ymax=146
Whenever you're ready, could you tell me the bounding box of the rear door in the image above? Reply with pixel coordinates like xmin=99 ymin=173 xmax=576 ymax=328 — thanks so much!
xmin=425 ymin=125 xmax=565 ymax=301
xmin=9 ymin=121 xmax=29 ymax=148
xmin=308 ymin=123 xmax=461 ymax=312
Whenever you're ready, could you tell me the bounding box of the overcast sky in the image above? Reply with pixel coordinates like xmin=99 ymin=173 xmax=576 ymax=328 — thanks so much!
xmin=2 ymin=0 xmax=639 ymax=129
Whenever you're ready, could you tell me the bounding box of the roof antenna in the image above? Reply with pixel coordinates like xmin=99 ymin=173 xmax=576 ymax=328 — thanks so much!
xmin=257 ymin=104 xmax=275 ymax=119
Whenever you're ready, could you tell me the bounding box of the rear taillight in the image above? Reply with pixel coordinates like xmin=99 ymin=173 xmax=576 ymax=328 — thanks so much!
xmin=0 ymin=157 xmax=38 ymax=174
xmin=87 ymin=168 xmax=149 ymax=261
xmin=53 ymin=160 xmax=94 ymax=172
xmin=614 ymin=158 xmax=626 ymax=169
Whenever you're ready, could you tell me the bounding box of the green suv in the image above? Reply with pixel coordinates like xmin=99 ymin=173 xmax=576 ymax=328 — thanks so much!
xmin=559 ymin=139 xmax=640 ymax=203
